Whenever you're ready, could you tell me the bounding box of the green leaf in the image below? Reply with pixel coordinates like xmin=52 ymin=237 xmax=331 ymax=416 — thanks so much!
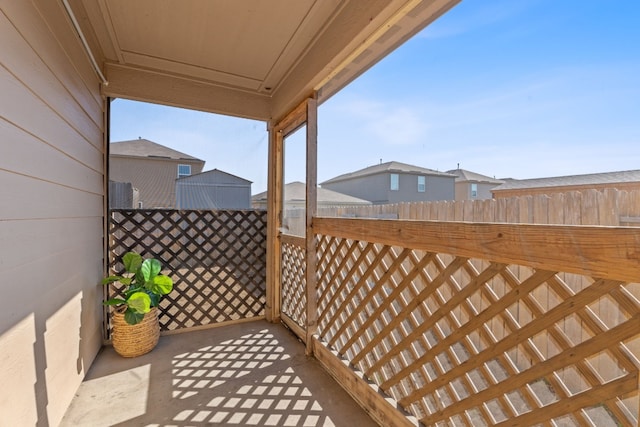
xmin=140 ymin=259 xmax=162 ymax=281
xmin=102 ymin=275 xmax=124 ymax=285
xmin=124 ymin=309 xmax=145 ymax=325
xmin=123 ymin=252 xmax=142 ymax=274
xmin=148 ymin=292 xmax=160 ymax=308
xmin=127 ymin=292 xmax=151 ymax=314
xmin=148 ymin=275 xmax=173 ymax=296
xmin=134 ymin=268 xmax=144 ymax=286
xmin=123 ymin=289 xmax=143 ymax=300
xmin=103 ymin=298 xmax=127 ymax=306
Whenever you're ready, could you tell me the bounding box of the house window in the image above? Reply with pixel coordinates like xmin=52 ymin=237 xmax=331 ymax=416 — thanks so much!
xmin=417 ymin=176 xmax=426 ymax=192
xmin=137 ymin=201 xmax=143 ymax=209
xmin=471 ymin=183 xmax=478 ymax=198
xmin=178 ymin=164 xmax=191 ymax=178
xmin=390 ymin=173 xmax=399 ymax=191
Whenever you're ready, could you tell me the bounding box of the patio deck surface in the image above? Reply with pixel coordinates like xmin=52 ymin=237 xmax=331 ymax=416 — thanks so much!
xmin=61 ymin=320 xmax=377 ymax=427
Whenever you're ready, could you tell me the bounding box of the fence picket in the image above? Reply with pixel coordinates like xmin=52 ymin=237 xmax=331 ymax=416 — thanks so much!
xmin=307 ymin=189 xmax=640 ymax=227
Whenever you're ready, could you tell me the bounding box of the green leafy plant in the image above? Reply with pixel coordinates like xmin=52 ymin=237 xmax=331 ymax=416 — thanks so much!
xmin=102 ymin=252 xmax=173 ymax=325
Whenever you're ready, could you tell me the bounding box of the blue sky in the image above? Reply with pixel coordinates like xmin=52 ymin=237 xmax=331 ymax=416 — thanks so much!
xmin=110 ymin=0 xmax=640 ymax=193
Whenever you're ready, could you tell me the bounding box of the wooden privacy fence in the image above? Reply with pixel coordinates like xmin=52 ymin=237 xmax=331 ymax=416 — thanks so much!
xmin=282 ymin=218 xmax=640 ymax=426
xmin=106 ymin=209 xmax=267 ymax=338
xmin=311 ymin=188 xmax=640 ymax=225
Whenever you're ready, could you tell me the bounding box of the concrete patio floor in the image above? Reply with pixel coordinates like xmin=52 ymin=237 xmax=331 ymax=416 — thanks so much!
xmin=61 ymin=320 xmax=377 ymax=426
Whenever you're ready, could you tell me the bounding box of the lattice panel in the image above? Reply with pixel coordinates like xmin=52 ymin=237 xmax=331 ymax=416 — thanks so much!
xmin=316 ymin=234 xmax=640 ymax=426
xmin=107 ymin=209 xmax=267 ymax=337
xmin=281 ymin=235 xmax=307 ymax=330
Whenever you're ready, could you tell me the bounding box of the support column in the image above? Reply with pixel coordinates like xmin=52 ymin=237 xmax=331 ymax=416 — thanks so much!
xmin=305 ymin=97 xmax=318 ymax=354
xmin=265 ymin=123 xmax=283 ymax=322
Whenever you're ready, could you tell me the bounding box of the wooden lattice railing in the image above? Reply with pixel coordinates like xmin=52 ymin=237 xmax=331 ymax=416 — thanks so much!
xmin=106 ymin=209 xmax=267 ymax=338
xmin=281 ymin=233 xmax=307 ymax=333
xmin=309 ymin=217 xmax=640 ymax=426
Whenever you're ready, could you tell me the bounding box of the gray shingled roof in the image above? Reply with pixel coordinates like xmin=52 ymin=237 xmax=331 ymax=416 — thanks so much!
xmin=493 ymin=170 xmax=640 ymax=191
xmin=446 ymin=168 xmax=504 ymax=184
xmin=321 ymin=161 xmax=455 ymax=185
xmin=110 ymin=139 xmax=204 ymax=161
xmin=252 ymin=182 xmax=371 ymax=204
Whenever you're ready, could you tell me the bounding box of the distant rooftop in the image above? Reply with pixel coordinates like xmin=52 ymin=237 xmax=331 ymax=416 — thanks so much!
xmin=493 ymin=169 xmax=640 ymax=191
xmin=252 ymin=182 xmax=371 ymax=205
xmin=110 ymin=139 xmax=204 ymax=162
xmin=321 ymin=161 xmax=455 ymax=185
xmin=446 ymin=168 xmax=504 ymax=184
xmin=177 ymin=168 xmax=252 ymax=184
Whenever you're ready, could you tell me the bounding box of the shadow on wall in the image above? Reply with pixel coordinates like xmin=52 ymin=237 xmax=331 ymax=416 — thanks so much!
xmin=0 ymin=286 xmax=101 ymax=427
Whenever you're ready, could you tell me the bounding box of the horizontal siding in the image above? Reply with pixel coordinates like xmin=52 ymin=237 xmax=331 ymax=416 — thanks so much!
xmin=0 ymin=118 xmax=103 ymax=195
xmin=0 ymin=1 xmax=105 ymax=426
xmin=0 ymin=65 xmax=102 ymax=172
xmin=0 ymin=217 xmax=103 ymax=275
xmin=0 ymin=10 xmax=102 ymax=145
xmin=0 ymin=170 xmax=103 ymax=220
xmin=324 ymin=174 xmax=389 ymax=203
xmin=1 ymin=1 xmax=103 ymax=121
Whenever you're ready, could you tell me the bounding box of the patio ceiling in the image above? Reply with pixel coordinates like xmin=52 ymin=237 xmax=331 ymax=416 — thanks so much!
xmin=70 ymin=0 xmax=458 ymax=121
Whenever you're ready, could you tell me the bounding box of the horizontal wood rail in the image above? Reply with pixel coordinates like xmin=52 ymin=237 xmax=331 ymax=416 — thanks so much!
xmin=280 ymin=233 xmax=306 ymax=247
xmin=313 ymin=217 xmax=640 ymax=282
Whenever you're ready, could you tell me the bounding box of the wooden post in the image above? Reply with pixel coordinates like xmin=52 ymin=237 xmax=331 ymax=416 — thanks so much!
xmin=102 ymin=97 xmax=111 ymax=342
xmin=265 ymin=123 xmax=283 ymax=322
xmin=305 ymin=97 xmax=318 ymax=354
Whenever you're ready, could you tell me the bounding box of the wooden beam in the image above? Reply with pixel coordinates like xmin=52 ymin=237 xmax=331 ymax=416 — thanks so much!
xmin=272 ymin=97 xmax=308 ymax=134
xmin=313 ymin=217 xmax=640 ymax=283
xmin=281 ymin=313 xmax=305 ymax=343
xmin=265 ymin=125 xmax=283 ymax=322
xmin=312 ymin=337 xmax=419 ymax=427
xmin=280 ymin=233 xmax=305 ymax=247
xmin=305 ymin=97 xmax=318 ymax=355
xmin=159 ymin=316 xmax=266 ymax=336
xmin=103 ymin=63 xmax=271 ymax=121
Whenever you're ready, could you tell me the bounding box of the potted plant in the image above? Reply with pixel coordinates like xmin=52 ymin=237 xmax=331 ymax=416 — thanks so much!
xmin=102 ymin=251 xmax=173 ymax=357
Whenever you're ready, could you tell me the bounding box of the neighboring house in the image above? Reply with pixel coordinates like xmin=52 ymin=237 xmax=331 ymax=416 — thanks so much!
xmin=176 ymin=169 xmax=252 ymax=210
xmin=110 ymin=139 xmax=205 ymax=208
xmin=251 ymin=181 xmax=372 ymax=210
xmin=492 ymin=169 xmax=640 ymax=198
xmin=446 ymin=168 xmax=504 ymax=200
xmin=321 ymin=161 xmax=455 ymax=204
xmin=253 ymin=181 xmax=372 ymax=235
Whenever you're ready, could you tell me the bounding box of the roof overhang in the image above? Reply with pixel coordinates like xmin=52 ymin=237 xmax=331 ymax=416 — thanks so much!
xmin=68 ymin=0 xmax=459 ymax=122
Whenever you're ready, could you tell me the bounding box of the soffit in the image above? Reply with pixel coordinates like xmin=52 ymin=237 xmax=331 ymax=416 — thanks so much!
xmin=72 ymin=0 xmax=459 ymax=121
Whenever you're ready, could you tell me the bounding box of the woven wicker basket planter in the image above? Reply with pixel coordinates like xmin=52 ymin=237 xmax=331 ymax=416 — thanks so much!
xmin=111 ymin=306 xmax=160 ymax=357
